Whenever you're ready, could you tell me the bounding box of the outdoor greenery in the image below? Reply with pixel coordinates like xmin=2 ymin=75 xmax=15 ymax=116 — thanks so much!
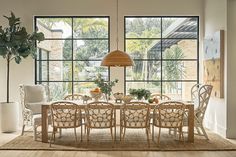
xmin=0 ymin=12 xmax=44 ymax=102
xmin=36 ymin=17 xmax=192 ymax=100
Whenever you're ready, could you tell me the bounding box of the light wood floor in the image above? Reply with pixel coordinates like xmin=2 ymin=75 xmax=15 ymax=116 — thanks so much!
xmin=1 ymin=131 xmax=236 ymax=157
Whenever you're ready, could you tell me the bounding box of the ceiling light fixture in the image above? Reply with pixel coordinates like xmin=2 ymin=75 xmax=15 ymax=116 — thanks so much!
xmin=101 ymin=0 xmax=134 ymax=67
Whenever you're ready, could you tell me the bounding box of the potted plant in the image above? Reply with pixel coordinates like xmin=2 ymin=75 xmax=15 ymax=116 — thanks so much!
xmin=94 ymin=73 xmax=118 ymax=101
xmin=129 ymin=88 xmax=151 ymax=101
xmin=0 ymin=12 xmax=44 ymax=132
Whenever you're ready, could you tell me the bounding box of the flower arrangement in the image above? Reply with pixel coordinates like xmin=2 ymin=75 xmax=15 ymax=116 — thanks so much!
xmin=94 ymin=73 xmax=118 ymax=101
xmin=129 ymin=88 xmax=151 ymax=100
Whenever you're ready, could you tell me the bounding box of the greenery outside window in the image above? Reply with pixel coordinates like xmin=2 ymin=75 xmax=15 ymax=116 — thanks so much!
xmin=125 ymin=17 xmax=199 ymax=100
xmin=35 ymin=17 xmax=109 ymax=100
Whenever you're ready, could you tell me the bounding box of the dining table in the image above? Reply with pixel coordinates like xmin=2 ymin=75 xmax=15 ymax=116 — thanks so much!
xmin=41 ymin=100 xmax=194 ymax=143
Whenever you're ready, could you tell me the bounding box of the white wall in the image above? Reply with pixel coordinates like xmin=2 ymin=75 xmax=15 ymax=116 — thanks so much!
xmin=0 ymin=0 xmax=204 ymax=129
xmin=227 ymin=0 xmax=236 ymax=138
xmin=204 ymin=0 xmax=227 ymax=137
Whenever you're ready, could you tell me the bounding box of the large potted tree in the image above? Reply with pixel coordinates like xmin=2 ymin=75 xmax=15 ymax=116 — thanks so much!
xmin=0 ymin=12 xmax=44 ymax=132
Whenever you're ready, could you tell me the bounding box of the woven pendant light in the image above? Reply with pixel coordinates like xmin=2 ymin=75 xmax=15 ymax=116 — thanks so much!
xmin=101 ymin=0 xmax=134 ymax=67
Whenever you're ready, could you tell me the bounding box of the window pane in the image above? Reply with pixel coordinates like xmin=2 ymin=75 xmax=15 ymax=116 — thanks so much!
xmin=162 ymin=39 xmax=197 ymax=59
xmin=37 ymin=49 xmax=49 ymax=60
xmin=37 ymin=18 xmax=72 ymax=39
xmin=41 ymin=82 xmax=72 ymax=101
xmin=38 ymin=40 xmax=72 ymax=60
xmin=73 ymin=82 xmax=97 ymax=94
xmin=37 ymin=61 xmax=48 ymax=81
xmin=73 ymin=61 xmax=108 ymax=81
xmin=126 ymin=82 xmax=161 ymax=94
xmin=162 ymin=82 xmax=197 ymax=100
xmin=48 ymin=61 xmax=72 ymax=81
xmin=73 ymin=18 xmax=109 ymax=38
xmin=73 ymin=40 xmax=108 ymax=60
xmin=162 ymin=17 xmax=198 ymax=39
xmin=126 ymin=39 xmax=161 ymax=59
xmin=126 ymin=60 xmax=161 ymax=81
xmin=162 ymin=61 xmax=197 ymax=80
xmin=125 ymin=18 xmax=161 ymax=38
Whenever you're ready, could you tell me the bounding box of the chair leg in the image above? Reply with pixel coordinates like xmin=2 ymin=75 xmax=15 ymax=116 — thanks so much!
xmin=196 ymin=126 xmax=202 ymax=135
xmin=146 ymin=128 xmax=150 ymax=147
xmin=87 ymin=128 xmax=90 ymax=144
xmin=49 ymin=130 xmax=54 ymax=147
xmin=21 ymin=124 xmax=25 ymax=136
xmin=152 ymin=123 xmax=154 ymax=141
xmin=178 ymin=128 xmax=182 ymax=141
xmin=111 ymin=127 xmax=115 ymax=147
xmin=200 ymin=125 xmax=209 ymax=140
xmin=110 ymin=127 xmax=113 ymax=140
xmin=81 ymin=125 xmax=83 ymax=142
xmin=157 ymin=127 xmax=161 ymax=146
xmin=59 ymin=128 xmax=62 ymax=138
xmin=33 ymin=125 xmax=37 ymax=141
xmin=122 ymin=128 xmax=126 ymax=140
xmin=120 ymin=125 xmax=123 ymax=141
xmin=74 ymin=128 xmax=78 ymax=145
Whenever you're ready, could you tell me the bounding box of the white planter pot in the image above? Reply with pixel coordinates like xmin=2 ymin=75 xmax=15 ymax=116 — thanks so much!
xmin=0 ymin=102 xmax=19 ymax=132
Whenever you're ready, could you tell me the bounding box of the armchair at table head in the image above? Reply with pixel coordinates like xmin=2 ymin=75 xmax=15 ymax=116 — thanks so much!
xmin=19 ymin=84 xmax=50 ymax=140
xmin=184 ymin=84 xmax=213 ymax=140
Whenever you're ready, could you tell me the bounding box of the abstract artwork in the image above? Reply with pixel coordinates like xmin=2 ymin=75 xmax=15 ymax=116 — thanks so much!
xmin=203 ymin=30 xmax=224 ymax=98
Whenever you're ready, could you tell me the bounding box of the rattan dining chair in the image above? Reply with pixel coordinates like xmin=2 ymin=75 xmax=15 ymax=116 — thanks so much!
xmin=120 ymin=102 xmax=151 ymax=147
xmin=64 ymin=93 xmax=83 ymax=101
xmin=150 ymin=93 xmax=172 ymax=134
xmin=151 ymin=93 xmax=171 ymax=100
xmin=63 ymin=93 xmax=88 ymax=134
xmin=85 ymin=102 xmax=116 ymax=146
xmin=184 ymin=84 xmax=213 ymax=140
xmin=49 ymin=101 xmax=83 ymax=147
xmin=152 ymin=101 xmax=186 ymax=146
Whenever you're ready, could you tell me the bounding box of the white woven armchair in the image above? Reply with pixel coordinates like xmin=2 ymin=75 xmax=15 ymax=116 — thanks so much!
xmin=184 ymin=84 xmax=213 ymax=140
xmin=19 ymin=84 xmax=50 ymax=140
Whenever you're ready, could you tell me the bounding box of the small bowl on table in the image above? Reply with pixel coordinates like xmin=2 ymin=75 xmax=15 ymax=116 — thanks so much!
xmin=122 ymin=95 xmax=133 ymax=104
xmin=90 ymin=91 xmax=102 ymax=101
xmin=113 ymin=92 xmax=124 ymax=103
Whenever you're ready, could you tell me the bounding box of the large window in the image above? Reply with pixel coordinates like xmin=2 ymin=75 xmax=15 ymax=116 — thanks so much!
xmin=35 ymin=17 xmax=109 ymax=100
xmin=125 ymin=17 xmax=199 ymax=100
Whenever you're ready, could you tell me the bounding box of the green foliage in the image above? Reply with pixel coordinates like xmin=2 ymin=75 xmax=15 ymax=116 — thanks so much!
xmin=129 ymin=88 xmax=151 ymax=100
xmin=94 ymin=73 xmax=118 ymax=100
xmin=0 ymin=12 xmax=44 ymax=63
xmin=0 ymin=12 xmax=45 ymax=103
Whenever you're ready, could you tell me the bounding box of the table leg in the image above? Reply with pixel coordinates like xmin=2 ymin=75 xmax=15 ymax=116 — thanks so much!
xmin=42 ymin=105 xmax=48 ymax=143
xmin=188 ymin=105 xmax=194 ymax=142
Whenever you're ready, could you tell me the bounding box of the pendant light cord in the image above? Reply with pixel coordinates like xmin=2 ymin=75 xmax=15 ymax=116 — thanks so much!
xmin=116 ymin=0 xmax=119 ymax=50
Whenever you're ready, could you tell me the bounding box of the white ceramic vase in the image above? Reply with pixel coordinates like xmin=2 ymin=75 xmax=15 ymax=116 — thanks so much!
xmin=0 ymin=102 xmax=19 ymax=132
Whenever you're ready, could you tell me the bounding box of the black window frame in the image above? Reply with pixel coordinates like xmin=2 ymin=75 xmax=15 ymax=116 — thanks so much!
xmin=34 ymin=16 xmax=110 ymax=97
xmin=124 ymin=16 xmax=199 ymax=96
